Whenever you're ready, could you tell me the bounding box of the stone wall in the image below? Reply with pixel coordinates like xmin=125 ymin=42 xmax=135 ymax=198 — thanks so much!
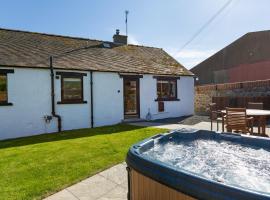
xmin=195 ymin=79 xmax=270 ymax=114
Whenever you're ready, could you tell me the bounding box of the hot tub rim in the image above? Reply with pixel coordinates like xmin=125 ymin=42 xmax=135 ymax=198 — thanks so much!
xmin=126 ymin=129 xmax=270 ymax=200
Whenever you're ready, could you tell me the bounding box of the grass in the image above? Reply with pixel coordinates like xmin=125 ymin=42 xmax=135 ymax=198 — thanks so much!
xmin=0 ymin=124 xmax=168 ymax=200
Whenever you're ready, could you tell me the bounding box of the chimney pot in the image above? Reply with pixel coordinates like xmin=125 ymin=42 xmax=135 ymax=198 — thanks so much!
xmin=116 ymin=29 xmax=120 ymax=35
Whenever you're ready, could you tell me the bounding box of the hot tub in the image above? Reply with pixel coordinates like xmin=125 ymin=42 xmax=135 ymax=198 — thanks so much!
xmin=126 ymin=129 xmax=270 ymax=200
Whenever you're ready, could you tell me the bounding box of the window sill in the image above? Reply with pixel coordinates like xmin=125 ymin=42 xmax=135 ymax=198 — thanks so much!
xmin=57 ymin=101 xmax=87 ymax=105
xmin=155 ymin=98 xmax=180 ymax=102
xmin=0 ymin=102 xmax=13 ymax=106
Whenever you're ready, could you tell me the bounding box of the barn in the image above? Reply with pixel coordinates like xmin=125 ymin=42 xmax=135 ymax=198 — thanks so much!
xmin=191 ymin=30 xmax=270 ymax=85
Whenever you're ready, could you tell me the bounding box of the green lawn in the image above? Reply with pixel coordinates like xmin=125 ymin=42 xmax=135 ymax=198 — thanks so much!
xmin=0 ymin=124 xmax=167 ymax=200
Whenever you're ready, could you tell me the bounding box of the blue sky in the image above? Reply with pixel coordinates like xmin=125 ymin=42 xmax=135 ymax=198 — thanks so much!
xmin=1 ymin=0 xmax=270 ymax=69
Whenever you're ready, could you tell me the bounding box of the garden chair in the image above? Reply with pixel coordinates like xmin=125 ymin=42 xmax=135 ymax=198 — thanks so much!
xmin=225 ymin=107 xmax=254 ymax=134
xmin=209 ymin=103 xmax=223 ymax=131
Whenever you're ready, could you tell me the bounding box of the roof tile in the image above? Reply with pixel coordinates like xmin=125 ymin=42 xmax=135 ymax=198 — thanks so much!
xmin=0 ymin=28 xmax=193 ymax=76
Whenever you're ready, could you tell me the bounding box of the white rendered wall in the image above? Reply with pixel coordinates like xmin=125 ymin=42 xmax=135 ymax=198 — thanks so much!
xmin=0 ymin=67 xmax=57 ymax=140
xmin=0 ymin=67 xmax=92 ymax=140
xmin=140 ymin=75 xmax=194 ymax=120
xmin=0 ymin=67 xmax=194 ymax=140
xmin=55 ymin=70 xmax=91 ymax=131
xmin=92 ymin=72 xmax=124 ymax=127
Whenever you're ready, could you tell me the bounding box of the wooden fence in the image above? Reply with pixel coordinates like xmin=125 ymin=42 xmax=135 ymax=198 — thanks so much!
xmin=212 ymin=96 xmax=270 ymax=110
xmin=195 ymin=79 xmax=270 ymax=113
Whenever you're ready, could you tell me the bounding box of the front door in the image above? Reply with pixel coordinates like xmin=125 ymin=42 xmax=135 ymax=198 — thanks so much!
xmin=124 ymin=78 xmax=140 ymax=119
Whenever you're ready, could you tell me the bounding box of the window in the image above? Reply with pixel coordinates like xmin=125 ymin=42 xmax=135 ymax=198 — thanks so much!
xmin=62 ymin=77 xmax=83 ymax=102
xmin=0 ymin=74 xmax=7 ymax=103
xmin=155 ymin=76 xmax=179 ymax=101
xmin=0 ymin=69 xmax=14 ymax=106
xmin=57 ymin=72 xmax=87 ymax=104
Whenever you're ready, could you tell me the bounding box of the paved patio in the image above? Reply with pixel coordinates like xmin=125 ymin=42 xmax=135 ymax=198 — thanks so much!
xmin=45 ymin=116 xmax=269 ymax=200
xmin=131 ymin=115 xmax=270 ymax=136
xmin=45 ymin=163 xmax=128 ymax=200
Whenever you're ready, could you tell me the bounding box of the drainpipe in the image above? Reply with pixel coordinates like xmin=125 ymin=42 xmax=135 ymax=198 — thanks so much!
xmin=90 ymin=71 xmax=94 ymax=128
xmin=50 ymin=56 xmax=62 ymax=132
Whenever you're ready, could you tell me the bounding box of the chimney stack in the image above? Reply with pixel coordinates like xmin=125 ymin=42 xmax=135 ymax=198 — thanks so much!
xmin=113 ymin=29 xmax=127 ymax=45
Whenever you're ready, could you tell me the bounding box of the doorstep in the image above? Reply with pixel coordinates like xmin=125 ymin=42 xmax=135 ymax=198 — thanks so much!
xmin=122 ymin=118 xmax=145 ymax=123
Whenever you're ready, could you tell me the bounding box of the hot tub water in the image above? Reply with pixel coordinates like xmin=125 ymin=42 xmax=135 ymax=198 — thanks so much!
xmin=143 ymin=138 xmax=270 ymax=194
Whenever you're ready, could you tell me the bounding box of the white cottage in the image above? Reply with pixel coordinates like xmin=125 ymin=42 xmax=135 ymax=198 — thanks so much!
xmin=0 ymin=28 xmax=194 ymax=140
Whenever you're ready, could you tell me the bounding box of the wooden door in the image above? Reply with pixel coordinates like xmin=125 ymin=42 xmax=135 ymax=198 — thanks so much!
xmin=124 ymin=78 xmax=140 ymax=118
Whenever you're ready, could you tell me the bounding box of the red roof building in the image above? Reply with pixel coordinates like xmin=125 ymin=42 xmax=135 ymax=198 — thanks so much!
xmin=191 ymin=30 xmax=270 ymax=85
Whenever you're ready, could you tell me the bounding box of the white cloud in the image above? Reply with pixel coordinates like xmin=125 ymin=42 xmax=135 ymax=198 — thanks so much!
xmin=173 ymin=49 xmax=216 ymax=59
xmin=166 ymin=48 xmax=216 ymax=69
xmin=128 ymin=35 xmax=140 ymax=45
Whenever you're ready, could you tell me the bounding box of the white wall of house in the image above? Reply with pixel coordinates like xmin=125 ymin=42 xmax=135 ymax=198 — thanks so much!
xmin=140 ymin=75 xmax=194 ymax=120
xmin=92 ymin=72 xmax=124 ymax=127
xmin=0 ymin=67 xmax=93 ymax=140
xmin=0 ymin=68 xmax=57 ymax=140
xmin=55 ymin=70 xmax=91 ymax=131
xmin=0 ymin=67 xmax=194 ymax=140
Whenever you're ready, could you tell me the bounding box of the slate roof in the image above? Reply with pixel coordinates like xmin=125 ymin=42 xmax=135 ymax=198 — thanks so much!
xmin=0 ymin=28 xmax=193 ymax=76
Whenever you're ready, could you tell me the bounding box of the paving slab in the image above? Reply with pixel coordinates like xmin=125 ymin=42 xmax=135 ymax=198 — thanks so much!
xmin=130 ymin=121 xmax=216 ymax=131
xmin=45 ymin=189 xmax=78 ymax=200
xmin=67 ymin=174 xmax=117 ymax=200
xmin=97 ymin=186 xmax=127 ymax=200
xmin=44 ymin=163 xmax=128 ymax=200
xmin=98 ymin=163 xmax=127 ymax=185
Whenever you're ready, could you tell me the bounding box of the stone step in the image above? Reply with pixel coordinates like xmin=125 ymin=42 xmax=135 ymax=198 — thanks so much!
xmin=122 ymin=118 xmax=146 ymax=123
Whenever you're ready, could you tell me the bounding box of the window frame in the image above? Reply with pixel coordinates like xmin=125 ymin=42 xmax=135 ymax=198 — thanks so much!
xmin=56 ymin=72 xmax=87 ymax=104
xmin=154 ymin=76 xmax=180 ymax=101
xmin=0 ymin=69 xmax=14 ymax=106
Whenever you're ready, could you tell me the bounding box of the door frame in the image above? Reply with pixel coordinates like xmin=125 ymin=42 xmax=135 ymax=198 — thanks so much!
xmin=123 ymin=76 xmax=140 ymax=119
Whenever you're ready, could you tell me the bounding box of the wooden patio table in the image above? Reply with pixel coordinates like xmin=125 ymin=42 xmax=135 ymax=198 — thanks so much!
xmin=221 ymin=109 xmax=270 ymax=135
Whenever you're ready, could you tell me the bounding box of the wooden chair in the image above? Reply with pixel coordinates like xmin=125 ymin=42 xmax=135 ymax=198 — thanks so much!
xmin=248 ymin=102 xmax=263 ymax=110
xmin=209 ymin=103 xmax=223 ymax=131
xmin=225 ymin=107 xmax=254 ymax=134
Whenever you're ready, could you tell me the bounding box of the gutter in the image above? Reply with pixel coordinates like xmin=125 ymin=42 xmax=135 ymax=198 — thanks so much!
xmin=0 ymin=64 xmax=194 ymax=77
xmin=50 ymin=56 xmax=62 ymax=132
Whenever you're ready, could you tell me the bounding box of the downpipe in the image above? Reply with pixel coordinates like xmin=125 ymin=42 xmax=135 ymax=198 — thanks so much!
xmin=50 ymin=56 xmax=62 ymax=132
xmin=90 ymin=71 xmax=94 ymax=128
